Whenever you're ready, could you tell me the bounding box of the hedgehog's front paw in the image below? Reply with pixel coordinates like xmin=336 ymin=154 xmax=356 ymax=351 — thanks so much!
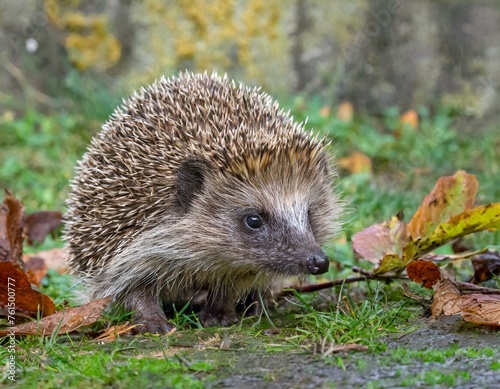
xmin=132 ymin=312 xmax=175 ymax=335
xmin=124 ymin=292 xmax=175 ymax=335
xmin=197 ymin=307 xmax=240 ymax=328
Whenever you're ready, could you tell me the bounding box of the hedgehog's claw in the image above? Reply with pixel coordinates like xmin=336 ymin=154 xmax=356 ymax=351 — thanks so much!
xmin=125 ymin=293 xmax=175 ymax=335
xmin=131 ymin=312 xmax=175 ymax=335
xmin=197 ymin=306 xmax=240 ymax=328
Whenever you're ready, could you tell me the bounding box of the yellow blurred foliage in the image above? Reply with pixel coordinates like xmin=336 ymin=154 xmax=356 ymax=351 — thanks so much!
xmin=139 ymin=0 xmax=282 ymax=83
xmin=337 ymin=101 xmax=354 ymax=122
xmin=44 ymin=0 xmax=121 ymax=71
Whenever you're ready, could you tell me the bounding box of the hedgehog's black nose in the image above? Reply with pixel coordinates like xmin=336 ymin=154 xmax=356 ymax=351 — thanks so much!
xmin=305 ymin=251 xmax=329 ymax=275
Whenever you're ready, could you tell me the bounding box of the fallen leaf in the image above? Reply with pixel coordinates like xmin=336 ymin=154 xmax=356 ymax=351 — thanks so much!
xmin=25 ymin=256 xmax=48 ymax=286
xmin=401 ymin=282 xmax=429 ymax=303
xmin=353 ymin=214 xmax=409 ymax=269
xmin=453 ymin=281 xmax=500 ymax=296
xmin=400 ymin=109 xmax=418 ymax=129
xmin=23 ymin=211 xmax=62 ymax=245
xmin=317 ymin=341 xmax=369 ymax=356
xmin=451 ymin=238 xmax=473 ymax=254
xmin=431 ymin=278 xmax=463 ymax=316
xmin=408 ymin=171 xmax=478 ymax=239
xmin=0 ymin=261 xmax=55 ymax=319
xmin=352 ymin=224 xmax=393 ymax=264
xmin=339 ymin=151 xmax=372 ymax=174
xmin=23 ymin=248 xmax=68 ymax=273
xmin=95 ymin=321 xmax=138 ymax=342
xmin=425 ymin=267 xmax=500 ymax=327
xmin=337 ymin=101 xmax=354 ymax=122
xmin=373 ymin=253 xmax=405 ymax=275
xmin=319 ymin=105 xmax=331 ymax=118
xmin=470 ymin=251 xmax=500 ymax=284
xmin=404 ymin=203 xmax=500 ymax=261
xmin=406 ymin=260 xmax=442 ymax=288
xmin=0 ymin=190 xmax=25 ymax=267
xmin=0 ymin=296 xmax=112 ymax=336
xmin=460 ymin=294 xmax=500 ymax=326
xmin=387 ymin=212 xmax=409 ymax=256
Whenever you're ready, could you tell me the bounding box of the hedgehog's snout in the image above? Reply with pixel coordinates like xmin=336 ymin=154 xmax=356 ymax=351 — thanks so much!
xmin=305 ymin=250 xmax=329 ymax=275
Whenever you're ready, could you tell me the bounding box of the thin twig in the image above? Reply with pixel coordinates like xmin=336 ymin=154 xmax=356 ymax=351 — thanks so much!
xmin=453 ymin=281 xmax=500 ymax=295
xmin=279 ymin=272 xmax=410 ymax=297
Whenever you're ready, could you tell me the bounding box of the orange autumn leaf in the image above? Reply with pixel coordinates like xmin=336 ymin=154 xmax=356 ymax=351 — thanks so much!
xmin=415 ymin=262 xmax=500 ymax=327
xmin=25 ymin=256 xmax=48 ymax=287
xmin=95 ymin=321 xmax=140 ymax=342
xmin=400 ymin=109 xmax=418 ymax=129
xmin=339 ymin=151 xmax=372 ymax=174
xmin=336 ymin=101 xmax=354 ymax=122
xmin=319 ymin=105 xmax=331 ymax=118
xmin=407 ymin=170 xmax=478 ymax=239
xmin=0 ymin=190 xmax=25 ymax=267
xmin=406 ymin=259 xmax=442 ymax=288
xmin=23 ymin=248 xmax=68 ymax=274
xmin=0 ymin=261 xmax=55 ymax=318
xmin=0 ymin=297 xmax=112 ymax=336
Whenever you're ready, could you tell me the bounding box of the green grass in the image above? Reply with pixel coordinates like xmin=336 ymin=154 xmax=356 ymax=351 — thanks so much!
xmin=3 ymin=337 xmax=214 ymax=388
xmin=383 ymin=346 xmax=497 ymax=365
xmin=3 ymin=282 xmax=420 ymax=388
xmin=268 ymin=284 xmax=414 ymax=352
xmin=0 ymin=110 xmax=95 ymax=213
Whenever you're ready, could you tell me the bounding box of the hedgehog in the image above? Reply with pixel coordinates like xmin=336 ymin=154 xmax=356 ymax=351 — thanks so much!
xmin=64 ymin=72 xmax=342 ymax=334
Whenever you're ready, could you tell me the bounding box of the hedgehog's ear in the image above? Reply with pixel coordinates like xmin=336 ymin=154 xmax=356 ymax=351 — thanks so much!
xmin=176 ymin=159 xmax=212 ymax=212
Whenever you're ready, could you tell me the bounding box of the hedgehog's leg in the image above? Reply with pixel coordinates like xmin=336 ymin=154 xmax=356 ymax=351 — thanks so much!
xmin=236 ymin=289 xmax=264 ymax=317
xmin=123 ymin=292 xmax=175 ymax=334
xmin=197 ymin=293 xmax=240 ymax=327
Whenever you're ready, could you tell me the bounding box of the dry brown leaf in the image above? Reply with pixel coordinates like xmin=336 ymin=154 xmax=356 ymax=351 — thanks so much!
xmin=0 ymin=296 xmax=112 ymax=336
xmin=429 ymin=270 xmax=500 ymax=326
xmin=0 ymin=190 xmax=24 ymax=267
xmin=470 ymin=251 xmax=500 ymax=284
xmin=318 ymin=341 xmax=369 ymax=356
xmin=336 ymin=101 xmax=354 ymax=122
xmin=401 ymin=282 xmax=429 ymax=303
xmin=338 ymin=151 xmax=372 ymax=174
xmin=95 ymin=321 xmax=138 ymax=342
xmin=460 ymin=295 xmax=500 ymax=326
xmin=406 ymin=260 xmax=442 ymax=288
xmin=23 ymin=248 xmax=68 ymax=274
xmin=431 ymin=278 xmax=463 ymax=316
xmin=25 ymin=256 xmax=48 ymax=287
xmin=353 ymin=214 xmax=409 ymax=267
xmin=0 ymin=261 xmax=55 ymax=319
xmin=408 ymin=171 xmax=478 ymax=239
xmin=352 ymin=223 xmax=392 ymax=264
xmin=451 ymin=238 xmax=473 ymax=254
xmin=23 ymin=211 xmax=62 ymax=245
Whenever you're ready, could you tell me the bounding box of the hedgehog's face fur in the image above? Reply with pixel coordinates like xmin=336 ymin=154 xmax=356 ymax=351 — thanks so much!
xmin=175 ymin=152 xmax=338 ymax=279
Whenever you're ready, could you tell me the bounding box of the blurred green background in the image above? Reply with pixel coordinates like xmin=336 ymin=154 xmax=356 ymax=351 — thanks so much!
xmin=0 ymin=0 xmax=499 ymax=248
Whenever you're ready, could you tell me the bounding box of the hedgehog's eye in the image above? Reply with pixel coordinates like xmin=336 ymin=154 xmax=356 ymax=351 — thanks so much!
xmin=245 ymin=214 xmax=263 ymax=229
